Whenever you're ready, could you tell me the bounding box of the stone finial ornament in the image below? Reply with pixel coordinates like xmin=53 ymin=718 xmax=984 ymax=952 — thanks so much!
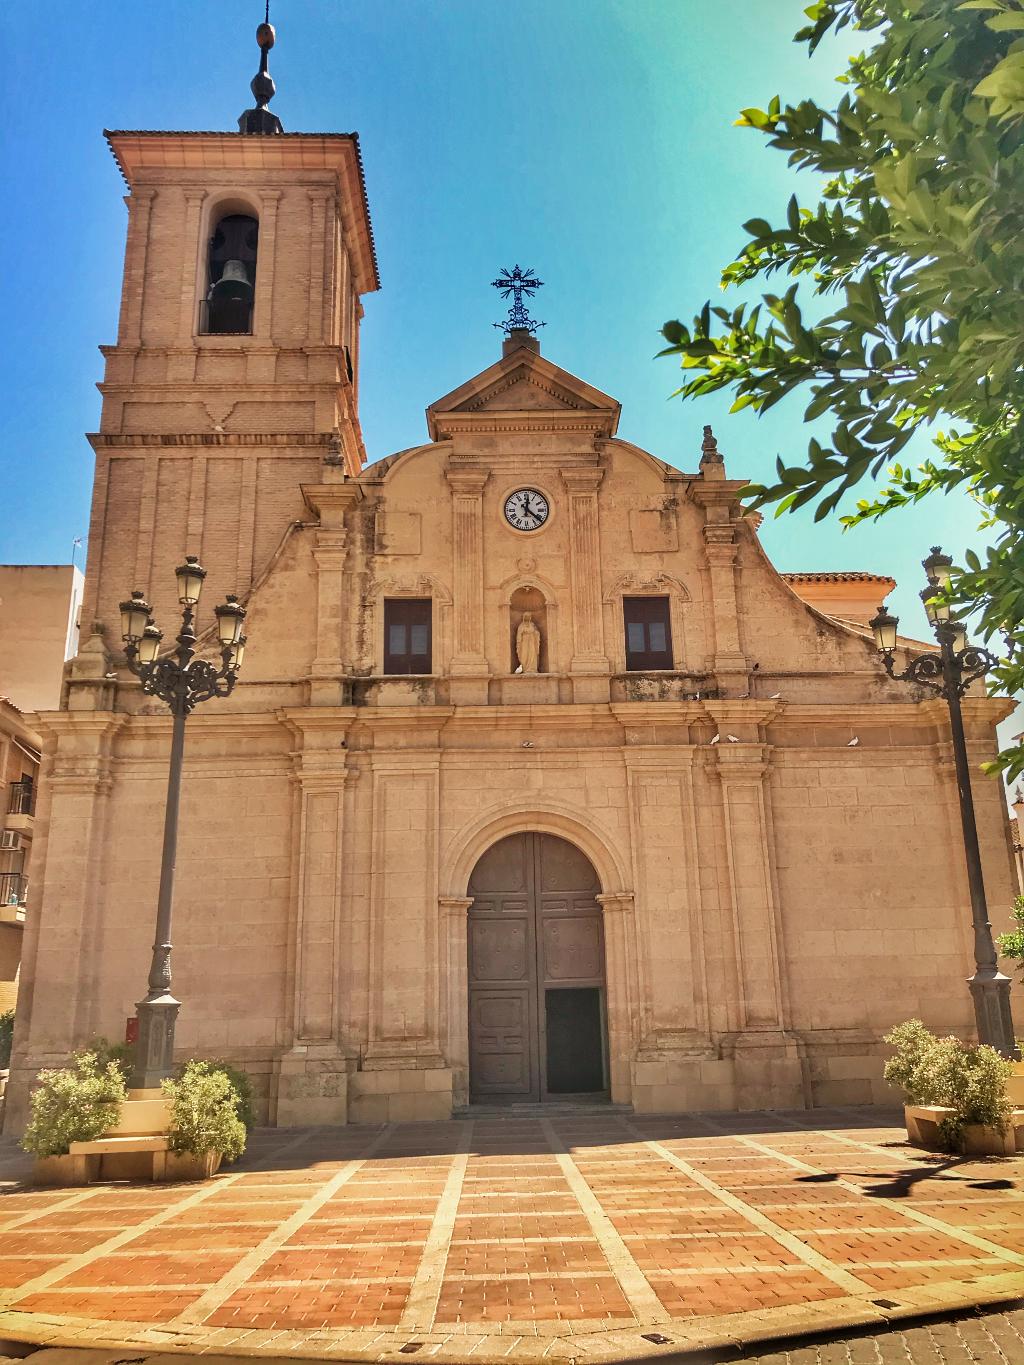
xmin=699 ymin=424 xmax=726 ymax=478
xmin=239 ymin=4 xmax=284 ymax=135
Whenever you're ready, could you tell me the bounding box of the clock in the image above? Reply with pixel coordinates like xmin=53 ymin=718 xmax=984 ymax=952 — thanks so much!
xmin=503 ymin=487 xmax=550 ymax=532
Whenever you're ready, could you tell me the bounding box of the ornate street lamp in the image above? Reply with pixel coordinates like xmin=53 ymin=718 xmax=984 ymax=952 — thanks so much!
xmin=118 ymin=557 xmax=247 ymax=1090
xmin=868 ymin=547 xmax=1018 ymax=1058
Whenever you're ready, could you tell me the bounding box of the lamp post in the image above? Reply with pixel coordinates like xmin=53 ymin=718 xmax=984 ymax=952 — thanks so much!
xmin=868 ymin=547 xmax=1018 ymax=1058
xmin=119 ymin=557 xmax=247 ymax=1090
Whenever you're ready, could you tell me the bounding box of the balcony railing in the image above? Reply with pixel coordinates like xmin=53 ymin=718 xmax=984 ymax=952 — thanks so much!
xmin=8 ymin=781 xmax=34 ymax=816
xmin=0 ymin=872 xmax=26 ymax=906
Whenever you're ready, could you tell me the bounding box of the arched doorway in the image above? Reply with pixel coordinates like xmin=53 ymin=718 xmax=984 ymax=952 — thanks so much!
xmin=467 ymin=832 xmax=609 ymax=1104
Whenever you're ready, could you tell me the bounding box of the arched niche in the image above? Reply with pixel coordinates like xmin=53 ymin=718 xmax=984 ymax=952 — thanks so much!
xmin=499 ymin=572 xmax=561 ymax=675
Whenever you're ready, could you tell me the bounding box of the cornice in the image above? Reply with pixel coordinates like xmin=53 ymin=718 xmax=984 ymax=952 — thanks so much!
xmin=105 ymin=129 xmax=379 ymax=294
xmin=89 ymin=432 xmax=335 ymax=451
xmin=431 ymin=413 xmax=614 ymax=438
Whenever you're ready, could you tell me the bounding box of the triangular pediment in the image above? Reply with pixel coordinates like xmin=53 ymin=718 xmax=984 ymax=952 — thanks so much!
xmin=427 ymin=344 xmax=620 ymax=440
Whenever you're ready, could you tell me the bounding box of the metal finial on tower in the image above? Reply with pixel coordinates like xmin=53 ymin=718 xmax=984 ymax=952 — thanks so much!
xmin=491 ymin=265 xmax=545 ymax=336
xmin=239 ymin=4 xmax=284 ymax=135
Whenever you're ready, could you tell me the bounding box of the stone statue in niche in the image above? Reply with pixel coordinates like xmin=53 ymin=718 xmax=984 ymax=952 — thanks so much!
xmin=515 ymin=612 xmax=541 ymax=674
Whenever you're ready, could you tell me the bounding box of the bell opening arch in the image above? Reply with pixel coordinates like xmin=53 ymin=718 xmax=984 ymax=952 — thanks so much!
xmin=440 ymin=805 xmax=639 ymax=1109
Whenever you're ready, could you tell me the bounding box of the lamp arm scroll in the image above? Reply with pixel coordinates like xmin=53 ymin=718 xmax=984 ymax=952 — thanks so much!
xmin=880 ymin=649 xmax=947 ymax=695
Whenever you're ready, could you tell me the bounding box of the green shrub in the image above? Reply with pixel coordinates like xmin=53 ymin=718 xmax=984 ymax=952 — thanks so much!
xmin=204 ymin=1059 xmax=256 ymax=1130
xmin=21 ymin=1050 xmax=126 ymax=1158
xmin=162 ymin=1060 xmax=246 ymax=1161
xmin=0 ymin=1009 xmax=14 ymax=1069
xmin=883 ymin=1020 xmax=945 ymax=1104
xmin=998 ymin=896 xmax=1024 ymax=978
xmin=88 ymin=1035 xmax=135 ymax=1083
xmin=884 ymin=1019 xmax=1013 ymax=1152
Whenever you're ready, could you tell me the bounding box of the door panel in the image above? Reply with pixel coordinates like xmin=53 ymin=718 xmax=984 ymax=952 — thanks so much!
xmin=468 ymin=832 xmax=609 ymax=1104
xmin=542 ymin=917 xmax=604 ymax=981
xmin=469 ymin=990 xmax=534 ymax=1096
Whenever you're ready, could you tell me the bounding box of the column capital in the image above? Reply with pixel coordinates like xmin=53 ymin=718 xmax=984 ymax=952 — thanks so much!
xmin=712 ymin=742 xmax=773 ymax=780
xmin=439 ymin=895 xmax=474 ymax=916
xmin=260 ymin=189 xmax=283 ymax=206
xmin=302 ymin=479 xmax=363 ymax=527
xmin=561 ymin=467 xmax=604 ymax=493
xmin=446 ymin=467 xmax=490 ymax=496
xmin=129 ymin=187 xmax=157 ymax=207
xmin=182 ymin=189 xmax=208 ymax=206
xmin=597 ymin=892 xmax=635 ymax=916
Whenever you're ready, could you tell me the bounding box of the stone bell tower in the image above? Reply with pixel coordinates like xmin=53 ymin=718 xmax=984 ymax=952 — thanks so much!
xmin=76 ymin=16 xmax=379 ymax=661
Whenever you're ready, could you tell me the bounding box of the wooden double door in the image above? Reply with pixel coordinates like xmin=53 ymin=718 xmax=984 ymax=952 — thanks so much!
xmin=468 ymin=833 xmax=609 ymax=1103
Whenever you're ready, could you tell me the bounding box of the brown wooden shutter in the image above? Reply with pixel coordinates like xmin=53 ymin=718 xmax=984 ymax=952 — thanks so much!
xmin=383 ymin=598 xmax=432 ymax=674
xmin=623 ymin=596 xmax=672 ymax=670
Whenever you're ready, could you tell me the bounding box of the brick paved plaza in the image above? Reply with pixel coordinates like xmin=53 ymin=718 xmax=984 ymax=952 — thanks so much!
xmin=0 ymin=1108 xmax=1022 ymax=1361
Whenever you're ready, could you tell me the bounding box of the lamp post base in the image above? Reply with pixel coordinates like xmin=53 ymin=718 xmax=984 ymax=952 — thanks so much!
xmin=128 ymin=993 xmax=181 ymax=1090
xmin=969 ymin=968 xmax=1020 ymax=1059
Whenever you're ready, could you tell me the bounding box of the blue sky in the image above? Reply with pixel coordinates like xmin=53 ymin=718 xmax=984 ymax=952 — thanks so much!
xmin=0 ymin=1 xmax=995 ymax=649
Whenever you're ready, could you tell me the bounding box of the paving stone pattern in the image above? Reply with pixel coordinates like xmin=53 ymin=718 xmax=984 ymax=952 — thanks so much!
xmin=724 ymin=1304 xmax=1024 ymax=1363
xmin=0 ymin=1107 xmax=1022 ymax=1361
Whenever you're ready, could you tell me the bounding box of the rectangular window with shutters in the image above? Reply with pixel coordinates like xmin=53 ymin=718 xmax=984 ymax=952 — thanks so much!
xmin=383 ymin=598 xmax=432 ymax=674
xmin=623 ymin=595 xmax=673 ymax=670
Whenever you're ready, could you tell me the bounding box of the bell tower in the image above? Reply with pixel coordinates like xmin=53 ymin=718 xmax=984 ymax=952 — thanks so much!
xmin=78 ymin=14 xmax=379 ymax=647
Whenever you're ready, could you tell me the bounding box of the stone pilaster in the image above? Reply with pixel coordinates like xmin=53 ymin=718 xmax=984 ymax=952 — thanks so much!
xmin=273 ymin=709 xmax=356 ymax=1126
xmin=307 ymin=190 xmax=332 ymax=346
xmin=253 ymin=190 xmax=280 ymax=342
xmin=446 ymin=467 xmax=489 ymax=701
xmin=3 ymin=714 xmax=126 ymax=1133
xmin=711 ymin=741 xmax=787 ymax=1032
xmin=302 ymin=475 xmax=363 ymax=706
xmin=177 ymin=190 xmax=207 ymax=342
xmin=365 ymin=753 xmax=444 ymax=1068
xmin=596 ymin=892 xmax=642 ymax=1105
xmin=118 ymin=188 xmax=156 ymax=348
xmin=622 ymin=750 xmax=709 ymax=1046
xmin=561 ymin=468 xmax=610 ymax=693
xmin=440 ymin=895 xmax=473 ymax=1106
xmin=702 ymin=524 xmax=748 ymax=689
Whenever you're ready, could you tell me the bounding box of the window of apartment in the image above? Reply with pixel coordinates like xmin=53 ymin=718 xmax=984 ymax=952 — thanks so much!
xmin=383 ymin=599 xmax=432 ymax=674
xmin=623 ymin=596 xmax=673 ymax=670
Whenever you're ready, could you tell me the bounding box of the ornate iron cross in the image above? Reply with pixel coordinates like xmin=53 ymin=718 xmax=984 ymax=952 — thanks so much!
xmin=492 ymin=264 xmax=545 ymax=334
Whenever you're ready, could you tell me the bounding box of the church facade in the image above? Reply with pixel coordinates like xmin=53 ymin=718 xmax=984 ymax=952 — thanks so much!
xmin=5 ymin=61 xmax=1018 ymax=1128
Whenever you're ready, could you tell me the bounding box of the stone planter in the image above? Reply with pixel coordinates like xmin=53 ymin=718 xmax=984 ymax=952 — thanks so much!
xmin=904 ymin=1103 xmax=954 ymax=1149
xmin=32 ymin=1152 xmax=100 ymax=1186
xmin=905 ymin=1103 xmax=1024 ymax=1155
xmin=160 ymin=1149 xmax=223 ymax=1181
xmin=962 ymin=1120 xmax=1018 ymax=1157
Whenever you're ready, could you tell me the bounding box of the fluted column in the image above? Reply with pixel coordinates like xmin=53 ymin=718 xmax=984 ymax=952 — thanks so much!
xmin=562 ymin=468 xmax=609 ymax=674
xmin=447 ymin=468 xmax=489 ymax=699
xmin=302 ymin=476 xmax=363 ymax=706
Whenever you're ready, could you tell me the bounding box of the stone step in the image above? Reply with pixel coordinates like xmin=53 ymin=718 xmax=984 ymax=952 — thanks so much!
xmin=453 ymin=1102 xmax=633 ymax=1118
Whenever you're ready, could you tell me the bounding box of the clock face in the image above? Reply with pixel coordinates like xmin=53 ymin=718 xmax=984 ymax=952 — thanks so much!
xmin=503 ymin=488 xmax=550 ymax=532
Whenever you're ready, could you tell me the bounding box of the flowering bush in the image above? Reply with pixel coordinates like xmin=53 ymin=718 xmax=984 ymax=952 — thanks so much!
xmin=884 ymin=1019 xmax=1013 ymax=1152
xmin=0 ymin=1008 xmax=14 ymax=1069
xmin=21 ymin=1050 xmax=126 ymax=1158
xmin=998 ymin=896 xmax=1024 ymax=979
xmin=163 ymin=1060 xmax=246 ymax=1161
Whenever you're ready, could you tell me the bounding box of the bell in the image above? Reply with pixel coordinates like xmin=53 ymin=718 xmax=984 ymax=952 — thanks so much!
xmin=210 ymin=260 xmax=253 ymax=303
